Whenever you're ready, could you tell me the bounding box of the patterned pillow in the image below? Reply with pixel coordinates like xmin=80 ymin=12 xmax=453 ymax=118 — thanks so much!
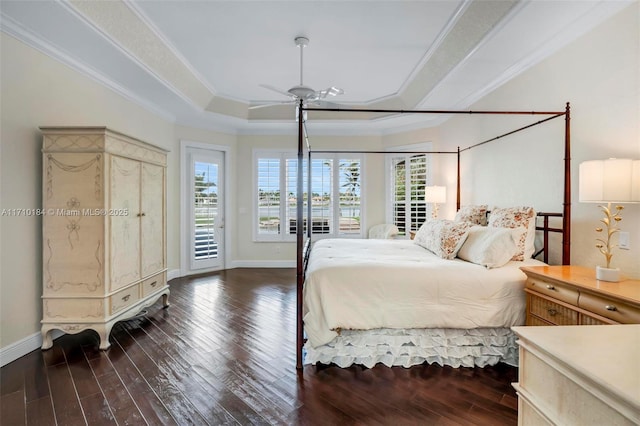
xmin=454 ymin=205 xmax=488 ymax=225
xmin=414 ymin=219 xmax=473 ymax=260
xmin=487 ymin=206 xmax=536 ymax=261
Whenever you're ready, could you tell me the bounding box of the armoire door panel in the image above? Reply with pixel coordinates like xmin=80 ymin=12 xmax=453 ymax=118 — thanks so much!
xmin=44 ymin=152 xmax=104 ymax=209
xmin=109 ymin=156 xmax=141 ymax=291
xmin=140 ymin=162 xmax=165 ymax=277
xmin=43 ymin=214 xmax=104 ymax=295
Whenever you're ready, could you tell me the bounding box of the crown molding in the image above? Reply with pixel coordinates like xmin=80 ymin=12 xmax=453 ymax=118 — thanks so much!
xmin=0 ymin=12 xmax=176 ymax=122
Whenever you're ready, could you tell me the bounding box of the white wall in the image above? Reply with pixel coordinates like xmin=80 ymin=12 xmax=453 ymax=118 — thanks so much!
xmin=435 ymin=3 xmax=639 ymax=274
xmin=0 ymin=33 xmax=178 ymax=351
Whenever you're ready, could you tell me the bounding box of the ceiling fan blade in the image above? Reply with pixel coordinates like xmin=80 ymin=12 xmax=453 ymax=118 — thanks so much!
xmin=306 ymin=100 xmax=344 ymax=109
xmin=249 ymin=100 xmax=295 ymax=110
xmin=259 ymin=84 xmax=294 ymax=98
xmin=316 ymin=86 xmax=344 ymax=99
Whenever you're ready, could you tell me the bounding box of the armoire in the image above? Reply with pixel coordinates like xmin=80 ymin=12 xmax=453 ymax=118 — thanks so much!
xmin=40 ymin=127 xmax=169 ymax=350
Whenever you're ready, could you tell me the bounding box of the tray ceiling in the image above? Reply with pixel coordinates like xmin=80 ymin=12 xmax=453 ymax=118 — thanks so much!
xmin=0 ymin=0 xmax=632 ymax=134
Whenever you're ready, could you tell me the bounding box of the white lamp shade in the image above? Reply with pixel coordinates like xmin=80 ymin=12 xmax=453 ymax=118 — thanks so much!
xmin=579 ymin=159 xmax=640 ymax=203
xmin=425 ymin=186 xmax=446 ymax=203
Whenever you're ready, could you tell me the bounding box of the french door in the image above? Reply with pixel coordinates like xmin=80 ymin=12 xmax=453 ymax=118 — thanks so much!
xmin=188 ymin=149 xmax=224 ymax=271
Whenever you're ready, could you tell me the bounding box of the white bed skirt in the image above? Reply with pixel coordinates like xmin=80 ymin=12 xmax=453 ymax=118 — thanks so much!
xmin=304 ymin=327 xmax=519 ymax=369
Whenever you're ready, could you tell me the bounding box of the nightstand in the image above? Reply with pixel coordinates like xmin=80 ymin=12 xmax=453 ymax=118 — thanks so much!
xmin=520 ymin=265 xmax=640 ymax=326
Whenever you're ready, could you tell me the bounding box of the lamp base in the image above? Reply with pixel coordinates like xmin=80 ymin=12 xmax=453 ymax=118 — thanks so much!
xmin=596 ymin=266 xmax=620 ymax=282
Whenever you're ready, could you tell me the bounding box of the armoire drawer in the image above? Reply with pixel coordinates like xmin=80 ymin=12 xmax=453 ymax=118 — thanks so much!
xmin=110 ymin=285 xmax=140 ymax=314
xmin=142 ymin=272 xmax=167 ymax=297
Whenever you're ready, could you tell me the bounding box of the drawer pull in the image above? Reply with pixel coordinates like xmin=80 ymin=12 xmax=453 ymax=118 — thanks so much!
xmin=605 ymin=305 xmax=617 ymax=311
xmin=122 ymin=294 xmax=130 ymax=302
xmin=546 ymin=285 xmax=555 ymax=290
xmin=150 ymin=281 xmax=157 ymax=288
xmin=547 ymin=308 xmax=558 ymax=316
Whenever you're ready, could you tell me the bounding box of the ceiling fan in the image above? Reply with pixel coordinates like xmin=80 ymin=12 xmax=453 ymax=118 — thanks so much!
xmin=250 ymin=36 xmax=344 ymax=110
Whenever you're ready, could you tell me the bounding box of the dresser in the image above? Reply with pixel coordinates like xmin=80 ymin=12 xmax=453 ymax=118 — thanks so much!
xmin=40 ymin=127 xmax=169 ymax=350
xmin=512 ymin=325 xmax=640 ymax=425
xmin=521 ymin=265 xmax=640 ymax=326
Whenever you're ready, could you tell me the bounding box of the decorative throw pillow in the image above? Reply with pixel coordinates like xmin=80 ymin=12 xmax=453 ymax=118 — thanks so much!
xmin=487 ymin=206 xmax=536 ymax=261
xmin=454 ymin=205 xmax=489 ymax=225
xmin=414 ymin=219 xmax=473 ymax=260
xmin=457 ymin=226 xmax=524 ymax=268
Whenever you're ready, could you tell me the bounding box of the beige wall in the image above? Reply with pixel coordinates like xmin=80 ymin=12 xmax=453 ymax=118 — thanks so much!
xmin=435 ymin=3 xmax=639 ymax=273
xmin=0 ymin=34 xmax=178 ymax=348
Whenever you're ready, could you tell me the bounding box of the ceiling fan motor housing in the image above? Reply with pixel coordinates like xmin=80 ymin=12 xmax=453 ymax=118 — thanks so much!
xmin=288 ymin=85 xmax=317 ymax=99
xmin=294 ymin=36 xmax=309 ymax=47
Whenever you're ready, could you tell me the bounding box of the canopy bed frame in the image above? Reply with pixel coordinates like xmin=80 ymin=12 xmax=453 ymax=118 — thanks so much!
xmin=294 ymin=102 xmax=572 ymax=370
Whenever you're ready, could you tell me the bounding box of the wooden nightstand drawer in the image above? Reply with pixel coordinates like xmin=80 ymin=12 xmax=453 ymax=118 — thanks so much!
xmin=579 ymin=293 xmax=640 ymax=324
xmin=521 ymin=265 xmax=640 ymax=329
xmin=528 ymin=294 xmax=578 ymax=325
xmin=526 ymin=314 xmax=554 ymax=326
xmin=580 ymin=314 xmax=614 ymax=325
xmin=526 ymin=277 xmax=579 ymax=305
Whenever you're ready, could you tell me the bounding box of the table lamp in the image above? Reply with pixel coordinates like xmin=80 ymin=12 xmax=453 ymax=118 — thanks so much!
xmin=425 ymin=186 xmax=446 ymax=219
xmin=579 ymin=158 xmax=640 ymax=282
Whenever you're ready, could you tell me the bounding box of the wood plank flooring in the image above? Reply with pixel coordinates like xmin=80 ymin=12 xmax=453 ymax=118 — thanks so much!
xmin=1 ymin=268 xmax=519 ymax=425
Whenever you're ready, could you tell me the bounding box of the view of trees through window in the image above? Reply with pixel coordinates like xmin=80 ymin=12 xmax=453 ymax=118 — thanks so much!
xmin=393 ymin=154 xmax=428 ymax=235
xmin=256 ymin=153 xmax=361 ymax=239
xmin=194 ymin=161 xmax=218 ymax=260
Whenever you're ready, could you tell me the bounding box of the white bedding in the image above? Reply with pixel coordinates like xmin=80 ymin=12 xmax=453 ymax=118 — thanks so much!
xmin=303 ymin=238 xmax=545 ymax=348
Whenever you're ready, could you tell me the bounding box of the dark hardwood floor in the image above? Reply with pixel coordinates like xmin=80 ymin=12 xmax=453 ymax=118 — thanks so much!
xmin=1 ymin=268 xmax=519 ymax=425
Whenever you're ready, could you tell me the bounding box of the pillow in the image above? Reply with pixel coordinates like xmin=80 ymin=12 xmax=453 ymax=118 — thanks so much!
xmin=454 ymin=205 xmax=488 ymax=225
xmin=457 ymin=226 xmax=524 ymax=268
xmin=487 ymin=206 xmax=536 ymax=261
xmin=414 ymin=219 xmax=473 ymax=260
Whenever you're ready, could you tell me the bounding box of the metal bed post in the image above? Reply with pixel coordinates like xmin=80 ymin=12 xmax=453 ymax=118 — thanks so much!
xmin=563 ymin=102 xmax=571 ymax=265
xmin=296 ymin=99 xmax=305 ymax=370
xmin=456 ymin=147 xmax=461 ymax=211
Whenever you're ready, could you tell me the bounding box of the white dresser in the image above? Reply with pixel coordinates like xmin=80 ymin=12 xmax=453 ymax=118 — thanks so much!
xmin=512 ymin=325 xmax=639 ymax=425
xmin=40 ymin=127 xmax=170 ymax=350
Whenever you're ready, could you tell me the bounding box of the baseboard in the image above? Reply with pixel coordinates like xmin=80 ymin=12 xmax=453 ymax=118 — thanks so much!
xmin=167 ymin=268 xmax=181 ymax=281
xmin=230 ymin=260 xmax=296 ymax=268
xmin=169 ymin=262 xmax=295 ymax=280
xmin=1 ymin=329 xmax=63 ymax=367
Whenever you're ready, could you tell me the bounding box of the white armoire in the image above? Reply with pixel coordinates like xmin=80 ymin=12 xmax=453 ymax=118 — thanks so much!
xmin=40 ymin=127 xmax=169 ymax=350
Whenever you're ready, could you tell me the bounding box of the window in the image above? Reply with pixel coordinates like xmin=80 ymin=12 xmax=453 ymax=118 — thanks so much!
xmin=388 ymin=149 xmax=430 ymax=235
xmin=254 ymin=151 xmax=363 ymax=241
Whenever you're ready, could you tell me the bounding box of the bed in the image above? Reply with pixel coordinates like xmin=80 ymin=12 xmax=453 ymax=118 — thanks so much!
xmin=303 ymin=208 xmax=548 ymax=368
xmin=294 ymin=103 xmax=572 ymax=370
